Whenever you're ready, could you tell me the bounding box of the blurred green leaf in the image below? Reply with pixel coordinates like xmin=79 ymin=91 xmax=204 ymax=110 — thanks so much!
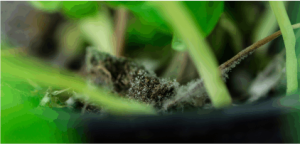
xmin=185 ymin=1 xmax=224 ymax=36
xmin=1 ymin=71 xmax=77 ymax=143
xmin=106 ymin=1 xmax=144 ymax=8
xmin=29 ymin=1 xmax=62 ymax=13
xmin=105 ymin=0 xmax=224 ymax=36
xmin=153 ymin=1 xmax=232 ymax=108
xmin=126 ymin=25 xmax=172 ymax=46
xmin=170 ymin=2 xmax=224 ymax=51
xmin=105 ymin=0 xmax=169 ymax=31
xmin=62 ymin=1 xmax=98 ymax=19
xmin=279 ymin=92 xmax=300 ymax=142
xmin=270 ymin=1 xmax=298 ymax=94
xmin=107 ymin=1 xmax=224 ymax=51
xmin=1 ymin=52 xmax=156 ymax=115
xmin=130 ymin=3 xmax=170 ymax=33
xmin=106 ymin=1 xmax=170 ymax=33
xmin=2 ymin=68 xmax=84 ymax=143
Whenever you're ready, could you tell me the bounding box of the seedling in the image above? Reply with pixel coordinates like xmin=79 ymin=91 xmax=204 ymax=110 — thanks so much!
xmin=4 ymin=2 xmax=300 ymax=142
xmin=83 ymin=21 xmax=300 ymax=112
xmin=270 ymin=1 xmax=298 ymax=95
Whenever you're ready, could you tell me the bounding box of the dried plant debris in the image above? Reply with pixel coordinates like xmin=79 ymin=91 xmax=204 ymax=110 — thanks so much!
xmin=36 ymin=45 xmax=260 ymax=115
xmin=165 ymin=24 xmax=299 ymax=110
xmin=37 ymin=43 xmax=265 ymax=114
xmin=84 ymin=46 xmax=259 ymax=112
xmin=220 ymin=51 xmax=254 ymax=79
xmin=39 ymin=29 xmax=286 ymax=114
xmin=247 ymin=51 xmax=286 ymax=102
xmin=38 ymin=87 xmax=103 ymax=114
xmin=162 ymin=79 xmax=208 ymax=111
xmin=40 ymin=87 xmax=74 ymax=108
xmin=85 ymin=47 xmax=180 ymax=109
xmin=27 ymin=23 xmax=300 ymax=114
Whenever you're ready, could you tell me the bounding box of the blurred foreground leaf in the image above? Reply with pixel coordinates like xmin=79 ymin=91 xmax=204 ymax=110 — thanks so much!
xmin=279 ymin=92 xmax=300 ymax=142
xmin=1 ymin=74 xmax=83 ymax=143
xmin=106 ymin=1 xmax=144 ymax=6
xmin=29 ymin=1 xmax=62 ymax=13
xmin=62 ymin=1 xmax=98 ymax=19
xmin=1 ymin=52 xmax=156 ymax=115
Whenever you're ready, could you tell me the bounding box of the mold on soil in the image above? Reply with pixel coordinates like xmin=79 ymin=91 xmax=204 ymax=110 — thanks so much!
xmin=85 ymin=47 xmax=181 ymax=109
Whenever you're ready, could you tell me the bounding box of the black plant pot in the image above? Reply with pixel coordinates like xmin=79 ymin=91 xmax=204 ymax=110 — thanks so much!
xmin=56 ymin=94 xmax=300 ymax=143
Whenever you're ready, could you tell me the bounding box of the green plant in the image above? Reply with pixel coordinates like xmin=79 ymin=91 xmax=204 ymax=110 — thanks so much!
xmin=2 ymin=51 xmax=156 ymax=115
xmin=29 ymin=1 xmax=115 ymax=55
xmin=152 ymin=1 xmax=232 ymax=108
xmin=29 ymin=1 xmax=63 ymax=13
xmin=4 ymin=1 xmax=300 ymax=142
xmin=15 ymin=0 xmax=300 ymax=112
xmin=270 ymin=1 xmax=298 ymax=95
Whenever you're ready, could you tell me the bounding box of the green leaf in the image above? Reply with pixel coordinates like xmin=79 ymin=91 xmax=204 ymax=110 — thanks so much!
xmin=170 ymin=2 xmax=224 ymax=52
xmin=105 ymin=1 xmax=144 ymax=8
xmin=183 ymin=1 xmax=224 ymax=36
xmin=106 ymin=2 xmax=224 ymax=52
xmin=62 ymin=1 xmax=99 ymax=19
xmin=1 ymin=72 xmax=61 ymax=142
xmin=106 ymin=1 xmax=224 ymax=37
xmin=106 ymin=1 xmax=170 ymax=33
xmin=130 ymin=3 xmax=170 ymax=33
xmin=270 ymin=1 xmax=298 ymax=94
xmin=153 ymin=1 xmax=232 ymax=108
xmin=1 ymin=52 xmax=156 ymax=115
xmin=1 ymin=65 xmax=83 ymax=142
xmin=126 ymin=21 xmax=172 ymax=46
xmin=29 ymin=1 xmax=62 ymax=13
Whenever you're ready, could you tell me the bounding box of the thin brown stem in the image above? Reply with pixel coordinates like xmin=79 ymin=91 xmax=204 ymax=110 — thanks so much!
xmin=219 ymin=23 xmax=300 ymax=73
xmin=114 ymin=7 xmax=129 ymax=58
xmin=176 ymin=52 xmax=189 ymax=82
xmin=163 ymin=23 xmax=300 ymax=110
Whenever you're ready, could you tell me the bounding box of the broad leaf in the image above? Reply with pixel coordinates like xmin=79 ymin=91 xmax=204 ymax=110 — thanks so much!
xmin=62 ymin=1 xmax=99 ymax=19
xmin=106 ymin=1 xmax=170 ymax=33
xmin=29 ymin=1 xmax=62 ymax=13
xmin=172 ymin=2 xmax=224 ymax=51
xmin=105 ymin=1 xmax=224 ymax=51
xmin=184 ymin=1 xmax=224 ymax=36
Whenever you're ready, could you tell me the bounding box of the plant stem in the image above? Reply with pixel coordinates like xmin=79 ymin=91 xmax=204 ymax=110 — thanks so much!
xmin=270 ymin=1 xmax=298 ymax=94
xmin=219 ymin=23 xmax=300 ymax=75
xmin=164 ymin=23 xmax=300 ymax=110
xmin=114 ymin=7 xmax=128 ymax=57
xmin=176 ymin=52 xmax=189 ymax=82
xmin=79 ymin=9 xmax=116 ymax=56
xmin=153 ymin=1 xmax=232 ymax=108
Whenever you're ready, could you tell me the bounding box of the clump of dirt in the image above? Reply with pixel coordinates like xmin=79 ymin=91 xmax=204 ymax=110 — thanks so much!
xmin=85 ymin=47 xmax=180 ymax=109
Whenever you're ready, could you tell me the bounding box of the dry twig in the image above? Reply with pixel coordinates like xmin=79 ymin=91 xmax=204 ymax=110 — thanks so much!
xmin=163 ymin=23 xmax=300 ymax=110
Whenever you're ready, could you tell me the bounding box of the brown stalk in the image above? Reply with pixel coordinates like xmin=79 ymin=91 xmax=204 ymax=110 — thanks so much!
xmin=163 ymin=23 xmax=300 ymax=110
xmin=114 ymin=7 xmax=129 ymax=58
xmin=176 ymin=52 xmax=189 ymax=82
xmin=219 ymin=23 xmax=300 ymax=73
